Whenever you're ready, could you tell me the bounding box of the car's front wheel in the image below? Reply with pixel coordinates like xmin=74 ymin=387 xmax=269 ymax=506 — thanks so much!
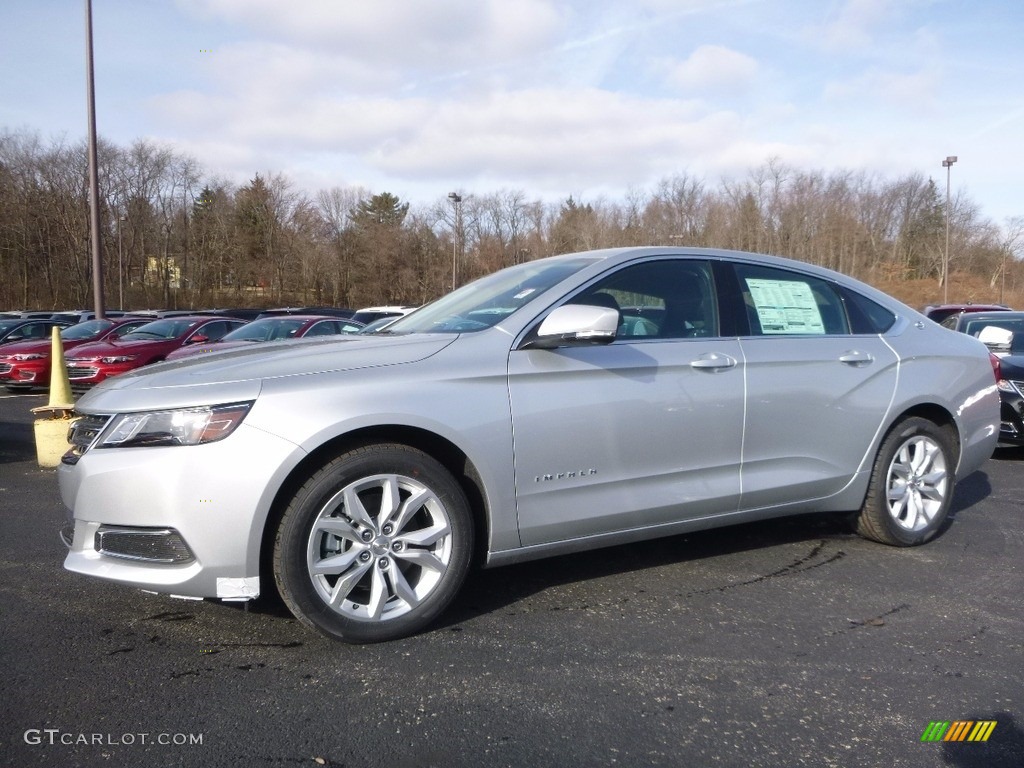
xmin=854 ymin=417 xmax=956 ymax=546
xmin=273 ymin=444 xmax=473 ymax=643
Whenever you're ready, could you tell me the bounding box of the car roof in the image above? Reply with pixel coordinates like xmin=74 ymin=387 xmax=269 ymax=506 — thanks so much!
xmin=130 ymin=314 xmax=243 ymax=325
xmin=958 ymin=310 xmax=1024 ymax=321
xmin=196 ymin=308 xmax=265 ymax=320
xmin=247 ymin=314 xmax=342 ymax=323
xmin=257 ymin=307 xmax=355 ymax=318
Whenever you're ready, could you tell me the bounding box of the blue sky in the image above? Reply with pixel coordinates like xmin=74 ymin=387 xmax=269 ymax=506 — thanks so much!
xmin=2 ymin=0 xmax=1022 ymax=229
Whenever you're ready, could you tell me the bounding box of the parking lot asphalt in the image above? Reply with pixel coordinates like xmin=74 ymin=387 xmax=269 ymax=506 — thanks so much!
xmin=1 ymin=391 xmax=1022 ymax=768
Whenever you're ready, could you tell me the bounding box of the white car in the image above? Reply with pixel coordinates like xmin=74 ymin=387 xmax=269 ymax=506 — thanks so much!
xmin=349 ymin=305 xmax=418 ymax=326
xmin=58 ymin=247 xmax=1000 ymax=643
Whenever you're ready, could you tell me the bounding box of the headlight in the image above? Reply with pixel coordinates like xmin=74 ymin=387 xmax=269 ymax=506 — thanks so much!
xmin=13 ymin=353 xmax=46 ymax=361
xmin=96 ymin=402 xmax=253 ymax=448
xmin=998 ymin=379 xmax=1024 ymax=397
xmin=100 ymin=355 xmax=137 ymax=364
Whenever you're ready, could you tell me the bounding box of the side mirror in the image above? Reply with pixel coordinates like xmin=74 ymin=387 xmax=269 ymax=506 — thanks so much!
xmin=977 ymin=325 xmax=1012 ymax=349
xmin=187 ymin=334 xmax=210 ymax=345
xmin=523 ymin=304 xmax=618 ymax=350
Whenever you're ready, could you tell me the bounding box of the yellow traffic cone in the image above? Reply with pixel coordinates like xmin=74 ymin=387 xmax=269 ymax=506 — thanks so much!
xmin=45 ymin=326 xmax=74 ymax=409
xmin=30 ymin=326 xmax=77 ymax=467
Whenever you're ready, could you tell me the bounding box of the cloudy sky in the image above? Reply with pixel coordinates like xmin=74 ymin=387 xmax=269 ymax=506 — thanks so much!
xmin=2 ymin=0 xmax=1022 ymax=226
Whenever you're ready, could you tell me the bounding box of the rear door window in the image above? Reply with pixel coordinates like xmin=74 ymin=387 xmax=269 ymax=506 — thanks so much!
xmin=734 ymin=264 xmax=849 ymax=336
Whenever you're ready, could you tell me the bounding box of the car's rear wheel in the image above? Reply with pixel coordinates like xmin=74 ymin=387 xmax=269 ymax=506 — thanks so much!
xmin=854 ymin=417 xmax=956 ymax=546
xmin=273 ymin=444 xmax=473 ymax=643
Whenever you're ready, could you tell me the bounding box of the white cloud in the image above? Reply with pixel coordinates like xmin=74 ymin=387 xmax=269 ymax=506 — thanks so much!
xmin=661 ymin=45 xmax=758 ymax=92
xmin=823 ymin=67 xmax=940 ymax=112
xmin=154 ymin=84 xmax=732 ymax=180
xmin=178 ymin=0 xmax=564 ymax=75
xmin=803 ymin=0 xmax=894 ymax=52
xmin=7 ymin=0 xmax=1006 ymax=224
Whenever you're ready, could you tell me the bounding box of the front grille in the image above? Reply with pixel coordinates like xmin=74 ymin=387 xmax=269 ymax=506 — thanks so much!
xmin=67 ymin=365 xmax=99 ymax=380
xmin=95 ymin=526 xmax=195 ymax=564
xmin=0 ymin=363 xmax=12 ymax=374
xmin=65 ymin=413 xmax=111 ymax=461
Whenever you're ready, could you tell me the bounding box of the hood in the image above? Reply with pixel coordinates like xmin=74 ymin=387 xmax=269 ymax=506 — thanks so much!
xmin=66 ymin=337 xmax=178 ymax=358
xmin=0 ymin=336 xmax=110 ymax=356
xmin=75 ymin=333 xmax=458 ymax=412
xmin=0 ymin=339 xmax=53 ymax=357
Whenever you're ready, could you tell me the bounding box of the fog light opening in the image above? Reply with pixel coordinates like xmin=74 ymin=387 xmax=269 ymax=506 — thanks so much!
xmin=94 ymin=526 xmax=195 ymax=564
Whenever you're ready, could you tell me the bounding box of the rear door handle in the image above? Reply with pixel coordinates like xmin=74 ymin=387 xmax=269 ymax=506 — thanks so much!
xmin=690 ymin=352 xmax=737 ymax=371
xmin=839 ymin=351 xmax=874 ymax=366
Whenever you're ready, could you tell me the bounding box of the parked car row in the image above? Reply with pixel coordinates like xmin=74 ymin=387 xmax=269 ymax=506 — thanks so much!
xmin=0 ymin=317 xmax=150 ymax=390
xmin=0 ymin=305 xmax=409 ymax=392
xmin=165 ymin=315 xmax=365 ymax=361
xmin=0 ymin=317 xmax=74 ymax=349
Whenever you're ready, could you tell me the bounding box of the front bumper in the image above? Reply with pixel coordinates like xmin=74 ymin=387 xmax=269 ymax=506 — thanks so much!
xmin=59 ymin=421 xmax=304 ymax=599
xmin=66 ymin=360 xmax=143 ymax=387
xmin=0 ymin=360 xmax=47 ymax=385
xmin=997 ymin=387 xmax=1024 ymax=446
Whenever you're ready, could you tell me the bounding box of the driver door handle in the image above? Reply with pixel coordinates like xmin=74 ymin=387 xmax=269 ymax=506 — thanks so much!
xmin=839 ymin=350 xmax=874 ymax=366
xmin=690 ymin=352 xmax=737 ymax=371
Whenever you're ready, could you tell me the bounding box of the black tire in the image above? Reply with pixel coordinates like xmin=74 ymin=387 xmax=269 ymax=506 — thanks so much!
xmin=854 ymin=417 xmax=956 ymax=546
xmin=273 ymin=444 xmax=473 ymax=643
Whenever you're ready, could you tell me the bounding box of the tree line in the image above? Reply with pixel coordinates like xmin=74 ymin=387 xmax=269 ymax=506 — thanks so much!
xmin=1 ymin=128 xmax=1021 ymax=312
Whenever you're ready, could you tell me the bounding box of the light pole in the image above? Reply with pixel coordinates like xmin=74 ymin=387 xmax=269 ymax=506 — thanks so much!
xmin=117 ymin=215 xmax=126 ymax=310
xmin=448 ymin=192 xmax=462 ymax=291
xmin=942 ymin=155 xmax=957 ymax=304
xmin=85 ymin=0 xmax=105 ymax=318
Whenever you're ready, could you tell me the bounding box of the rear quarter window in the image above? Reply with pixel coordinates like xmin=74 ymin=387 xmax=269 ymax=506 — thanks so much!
xmin=839 ymin=287 xmax=897 ymax=334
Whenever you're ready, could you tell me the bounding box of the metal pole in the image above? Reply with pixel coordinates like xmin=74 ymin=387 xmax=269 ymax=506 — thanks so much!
xmin=117 ymin=216 xmax=125 ymax=310
xmin=448 ymin=193 xmax=462 ymax=291
xmin=85 ymin=0 xmax=105 ymax=319
xmin=941 ymin=155 xmax=957 ymax=305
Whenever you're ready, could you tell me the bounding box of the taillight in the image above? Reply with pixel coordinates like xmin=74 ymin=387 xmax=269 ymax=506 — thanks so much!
xmin=989 ymin=352 xmax=1016 ymax=393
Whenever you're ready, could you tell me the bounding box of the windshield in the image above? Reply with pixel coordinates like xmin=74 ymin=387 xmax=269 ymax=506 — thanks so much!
xmin=221 ymin=318 xmax=305 ymax=342
xmin=61 ymin=319 xmax=115 ymax=340
xmin=121 ymin=318 xmax=200 ymax=341
xmin=382 ymin=256 xmax=597 ymax=334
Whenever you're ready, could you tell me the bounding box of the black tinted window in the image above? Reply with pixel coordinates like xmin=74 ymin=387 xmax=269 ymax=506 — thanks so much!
xmin=570 ymin=259 xmax=718 ymax=340
xmin=839 ymin=287 xmax=896 ymax=334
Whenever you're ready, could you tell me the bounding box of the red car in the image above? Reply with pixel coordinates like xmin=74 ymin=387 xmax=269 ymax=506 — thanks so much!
xmin=164 ymin=315 xmax=363 ymax=361
xmin=922 ymin=303 xmax=1011 ymax=324
xmin=0 ymin=317 xmax=151 ymax=391
xmin=0 ymin=318 xmax=71 ymax=347
xmin=65 ymin=315 xmax=246 ymax=389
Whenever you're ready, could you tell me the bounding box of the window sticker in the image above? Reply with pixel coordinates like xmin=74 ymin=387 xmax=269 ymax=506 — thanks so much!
xmin=747 ymin=278 xmax=825 ymax=335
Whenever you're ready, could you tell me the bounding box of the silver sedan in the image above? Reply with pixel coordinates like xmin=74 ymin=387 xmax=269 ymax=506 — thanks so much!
xmin=58 ymin=247 xmax=1000 ymax=643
